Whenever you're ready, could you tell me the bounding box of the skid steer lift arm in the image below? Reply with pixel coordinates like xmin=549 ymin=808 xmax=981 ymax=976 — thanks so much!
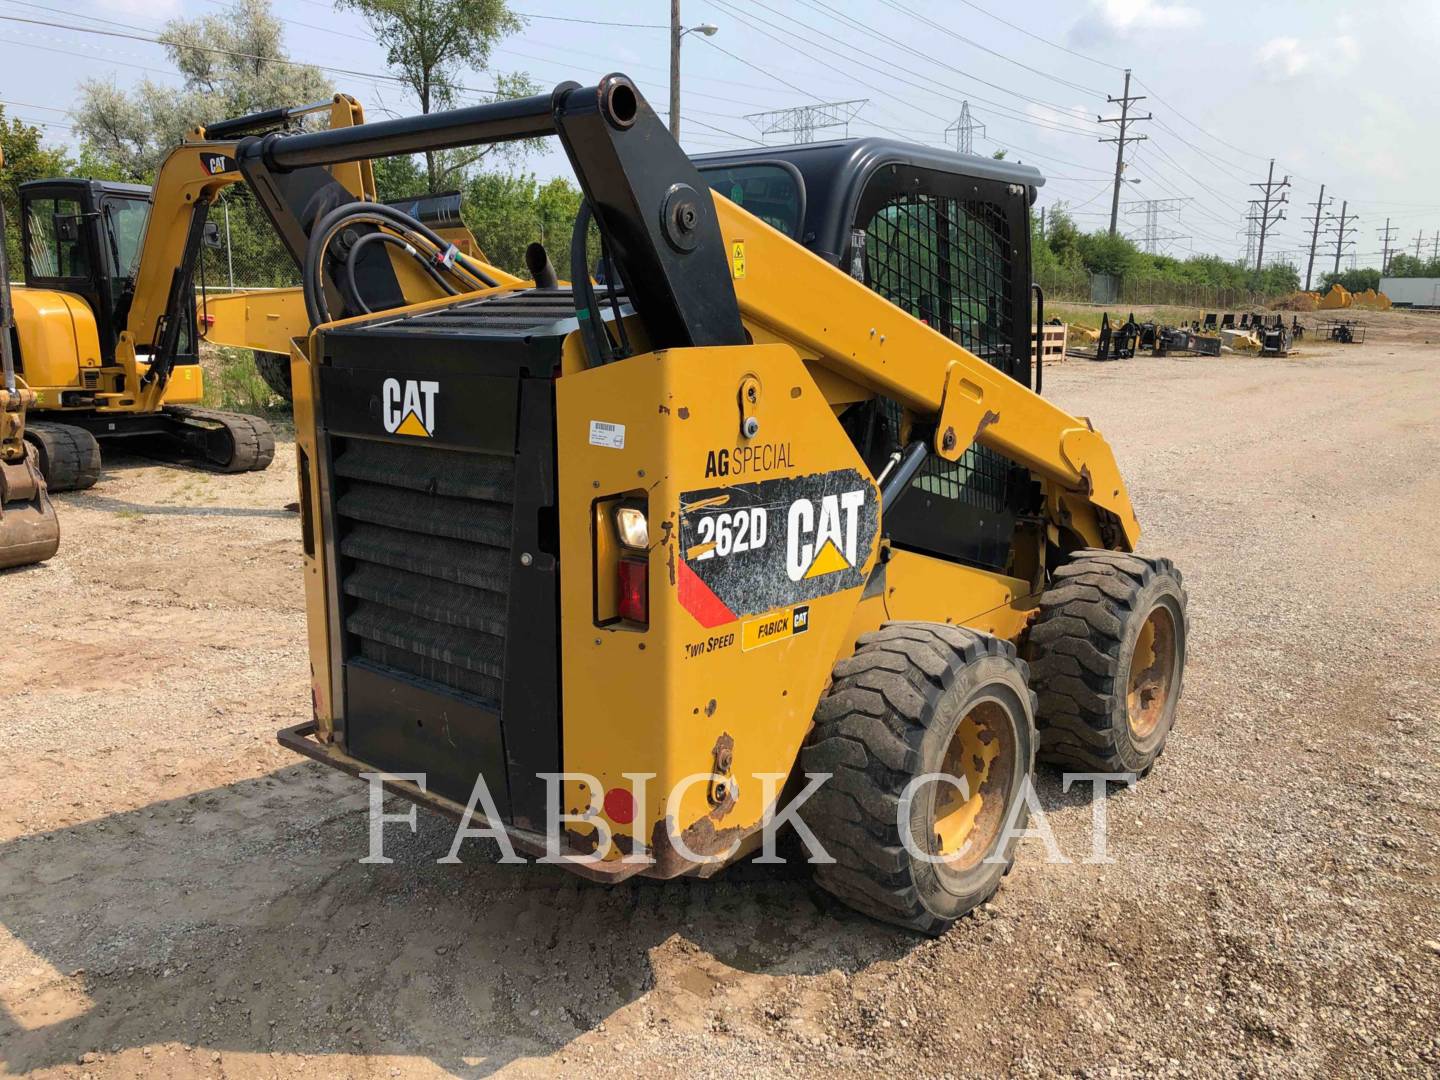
xmin=234 ymin=74 xmax=1136 ymax=547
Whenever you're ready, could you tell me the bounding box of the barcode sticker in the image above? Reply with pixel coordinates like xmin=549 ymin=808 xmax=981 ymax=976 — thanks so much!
xmin=588 ymin=420 xmax=626 ymax=449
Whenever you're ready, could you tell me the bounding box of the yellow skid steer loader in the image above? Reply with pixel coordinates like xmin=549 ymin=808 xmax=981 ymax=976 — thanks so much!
xmin=218 ymin=77 xmax=1187 ymax=934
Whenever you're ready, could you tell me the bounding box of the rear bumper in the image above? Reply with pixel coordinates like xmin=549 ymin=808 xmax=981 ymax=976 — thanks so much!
xmin=277 ymin=722 xmax=740 ymax=883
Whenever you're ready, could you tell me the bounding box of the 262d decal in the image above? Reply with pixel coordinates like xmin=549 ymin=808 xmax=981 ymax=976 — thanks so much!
xmin=676 ymin=469 xmax=879 ymax=628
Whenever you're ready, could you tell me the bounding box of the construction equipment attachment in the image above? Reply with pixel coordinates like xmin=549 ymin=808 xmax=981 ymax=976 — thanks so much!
xmin=247 ymin=77 xmax=1188 ymax=936
xmin=1316 ymin=318 xmax=1366 ymax=343
xmin=1258 ymin=321 xmax=1291 ymax=357
xmin=0 ymin=145 xmax=61 ymax=569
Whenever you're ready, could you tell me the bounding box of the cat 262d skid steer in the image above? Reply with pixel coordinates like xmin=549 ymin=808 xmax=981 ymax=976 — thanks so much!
xmin=245 ymin=76 xmax=1187 ymax=934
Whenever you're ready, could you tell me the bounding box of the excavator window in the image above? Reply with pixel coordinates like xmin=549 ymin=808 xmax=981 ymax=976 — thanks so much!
xmin=24 ymin=196 xmax=88 ymax=279
xmin=102 ymin=197 xmax=149 ymax=279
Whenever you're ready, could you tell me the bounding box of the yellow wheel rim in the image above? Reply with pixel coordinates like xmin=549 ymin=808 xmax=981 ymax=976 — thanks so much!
xmin=933 ymin=701 xmax=1015 ymax=868
xmin=1127 ymin=606 xmax=1177 ymax=741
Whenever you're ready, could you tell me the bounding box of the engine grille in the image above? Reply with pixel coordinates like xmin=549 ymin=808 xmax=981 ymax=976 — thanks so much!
xmin=333 ymin=438 xmax=514 ymax=704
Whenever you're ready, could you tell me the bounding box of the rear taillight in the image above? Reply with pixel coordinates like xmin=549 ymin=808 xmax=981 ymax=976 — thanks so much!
xmin=617 ymin=557 xmax=648 ymax=624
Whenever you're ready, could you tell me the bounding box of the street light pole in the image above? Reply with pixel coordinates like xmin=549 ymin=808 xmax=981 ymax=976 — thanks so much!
xmin=670 ymin=0 xmax=681 ymax=140
xmin=668 ymin=5 xmax=717 ymax=141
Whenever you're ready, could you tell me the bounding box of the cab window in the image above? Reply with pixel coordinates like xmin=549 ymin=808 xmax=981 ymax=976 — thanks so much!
xmin=25 ymin=196 xmax=88 ymax=279
xmin=104 ymin=197 xmax=150 ymax=279
xmin=701 ymin=164 xmax=803 ymax=239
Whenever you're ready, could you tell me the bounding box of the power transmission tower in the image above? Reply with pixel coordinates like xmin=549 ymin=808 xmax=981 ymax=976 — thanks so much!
xmin=1377 ymin=218 xmax=1398 ymax=274
xmin=945 ymin=101 xmax=985 ymax=155
xmin=1249 ymin=159 xmax=1289 ymax=272
xmin=744 ymin=100 xmax=866 ymax=144
xmin=1241 ymin=200 xmax=1260 ymax=266
xmin=1323 ymin=200 xmax=1358 ymax=276
xmin=1098 ymin=68 xmax=1151 ymax=237
xmin=1302 ymin=183 xmax=1330 ymax=291
xmin=1122 ymin=197 xmax=1190 ymax=254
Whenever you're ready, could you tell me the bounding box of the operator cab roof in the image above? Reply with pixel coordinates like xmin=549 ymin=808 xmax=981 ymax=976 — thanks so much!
xmin=19 ymin=178 xmax=153 ymax=199
xmin=693 ymin=136 xmax=1045 ymax=266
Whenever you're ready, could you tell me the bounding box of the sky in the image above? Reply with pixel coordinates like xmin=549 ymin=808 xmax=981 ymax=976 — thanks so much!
xmin=1 ymin=0 xmax=1437 ymax=267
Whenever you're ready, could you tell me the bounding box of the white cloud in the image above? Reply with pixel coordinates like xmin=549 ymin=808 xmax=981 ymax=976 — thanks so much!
xmin=1093 ymin=0 xmax=1202 ymax=32
xmin=1256 ymin=36 xmax=1311 ymax=79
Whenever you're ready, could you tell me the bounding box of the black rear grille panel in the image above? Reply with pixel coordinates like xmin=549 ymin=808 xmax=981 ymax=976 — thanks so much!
xmin=332 ymin=437 xmax=515 ymax=706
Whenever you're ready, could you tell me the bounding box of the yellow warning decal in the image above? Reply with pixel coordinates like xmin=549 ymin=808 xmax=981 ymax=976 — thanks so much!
xmin=731 ymin=240 xmax=746 ymax=279
xmin=741 ymin=604 xmax=809 ymax=651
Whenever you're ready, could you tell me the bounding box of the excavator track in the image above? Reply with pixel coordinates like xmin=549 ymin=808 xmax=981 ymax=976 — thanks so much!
xmin=25 ymin=422 xmax=102 ymax=493
xmin=163 ymin=406 xmax=276 ymax=473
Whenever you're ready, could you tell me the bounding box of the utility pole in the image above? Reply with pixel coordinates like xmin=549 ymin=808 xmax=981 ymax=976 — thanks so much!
xmin=1249 ymin=159 xmax=1289 ymax=272
xmin=1413 ymin=231 xmax=1425 ymax=259
xmin=1325 ymin=200 xmax=1358 ymax=276
xmin=668 ymin=5 xmax=719 ymax=141
xmin=1098 ymin=68 xmax=1150 ymax=237
xmin=670 ymin=0 xmax=681 ymax=141
xmin=1433 ymin=233 xmax=1439 ymax=262
xmin=1377 ymin=218 xmax=1398 ymax=274
xmin=1302 ymin=183 xmax=1329 ymax=292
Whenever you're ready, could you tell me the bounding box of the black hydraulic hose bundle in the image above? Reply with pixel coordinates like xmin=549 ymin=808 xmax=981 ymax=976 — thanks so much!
xmin=302 ymin=200 xmax=500 ymax=326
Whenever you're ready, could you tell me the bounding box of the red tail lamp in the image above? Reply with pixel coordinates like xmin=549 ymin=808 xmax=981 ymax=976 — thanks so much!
xmin=617 ymin=557 xmax=648 ymax=624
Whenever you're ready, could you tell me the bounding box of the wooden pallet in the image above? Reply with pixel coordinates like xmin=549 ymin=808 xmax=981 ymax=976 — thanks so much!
xmin=1032 ymin=323 xmax=1067 ymax=362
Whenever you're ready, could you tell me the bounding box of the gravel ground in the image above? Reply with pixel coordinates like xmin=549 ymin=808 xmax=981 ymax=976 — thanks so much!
xmin=2 ymin=310 xmax=1437 ymax=1079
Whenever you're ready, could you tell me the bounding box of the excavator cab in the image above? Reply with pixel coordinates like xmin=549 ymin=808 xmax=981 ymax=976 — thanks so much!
xmin=18 ymin=179 xmax=197 ymax=370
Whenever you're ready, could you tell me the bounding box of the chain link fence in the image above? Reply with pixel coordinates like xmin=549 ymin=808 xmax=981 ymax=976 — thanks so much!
xmin=198 ymin=190 xmax=299 ymax=291
xmin=1035 ymin=266 xmax=1278 ymax=311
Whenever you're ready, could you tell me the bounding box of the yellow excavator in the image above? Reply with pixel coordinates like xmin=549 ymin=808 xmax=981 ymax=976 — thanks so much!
xmin=7 ymin=97 xmax=392 ymax=490
xmin=0 ymin=145 xmax=61 ymax=569
xmin=197 ymin=76 xmax=1188 ymax=935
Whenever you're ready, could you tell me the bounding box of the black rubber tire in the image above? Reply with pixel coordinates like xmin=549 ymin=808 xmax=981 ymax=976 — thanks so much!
xmin=254 ymin=351 xmax=292 ymax=402
xmin=1028 ymin=549 xmax=1188 ymax=775
xmin=24 ymin=422 xmax=102 ymax=492
xmin=798 ymin=622 xmax=1037 ymax=937
xmin=164 ymin=406 xmax=276 ymax=473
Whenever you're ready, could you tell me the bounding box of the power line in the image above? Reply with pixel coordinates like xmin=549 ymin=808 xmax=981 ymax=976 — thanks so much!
xmin=0 ymin=13 xmax=514 ymax=101
xmin=704 ymin=0 xmax=1101 ymax=138
xmin=511 ymin=11 xmax=667 ymax=29
xmin=866 ymin=0 xmax=1107 ymax=98
xmin=949 ymin=0 xmax=1123 ymax=71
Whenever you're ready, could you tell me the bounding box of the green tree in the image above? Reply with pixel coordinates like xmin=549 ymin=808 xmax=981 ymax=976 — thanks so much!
xmin=0 ymin=108 xmax=71 ymax=276
xmin=72 ymin=0 xmax=330 ymax=181
xmin=461 ymin=170 xmax=583 ymax=275
xmin=1318 ymin=267 xmax=1381 ymax=294
xmin=1076 ymin=230 xmax=1138 ymax=277
xmin=336 ymin=0 xmax=537 ymax=192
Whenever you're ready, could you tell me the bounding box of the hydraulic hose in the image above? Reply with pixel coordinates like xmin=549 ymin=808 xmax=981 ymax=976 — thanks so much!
xmin=302 ymin=200 xmax=499 ymax=326
xmin=344 ymin=231 xmax=456 ymax=314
